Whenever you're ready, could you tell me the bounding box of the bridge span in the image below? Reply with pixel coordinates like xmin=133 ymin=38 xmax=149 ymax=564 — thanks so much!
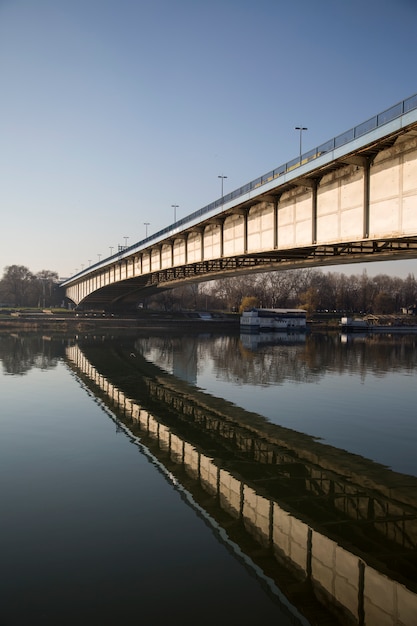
xmin=62 ymin=94 xmax=417 ymax=309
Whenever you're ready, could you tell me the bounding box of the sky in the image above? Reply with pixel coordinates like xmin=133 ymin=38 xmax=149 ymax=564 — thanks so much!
xmin=1 ymin=0 xmax=417 ymax=280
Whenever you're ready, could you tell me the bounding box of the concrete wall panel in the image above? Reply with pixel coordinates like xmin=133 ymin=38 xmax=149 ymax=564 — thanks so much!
xmin=173 ymin=239 xmax=186 ymax=265
xmin=199 ymin=454 xmax=218 ymax=496
xmin=242 ymin=485 xmax=270 ymax=546
xmin=371 ymin=159 xmax=400 ymax=203
xmin=219 ymin=470 xmax=241 ymax=519
xmin=277 ymin=198 xmax=295 ymax=248
xmin=311 ymin=531 xmax=337 ymax=596
xmin=223 ymin=215 xmax=245 ymax=255
xmin=161 ymin=244 xmax=172 ymax=269
xmin=334 ymin=545 xmax=360 ymax=620
xmin=277 ymin=223 xmax=295 ymax=248
xmin=364 ymin=565 xmax=397 ymax=626
xmin=151 ymin=248 xmax=161 ymax=271
xmin=295 ymin=194 xmax=311 ymax=234
xmin=203 ymin=224 xmax=221 ymax=260
xmin=183 ymin=442 xmax=199 ymax=479
xmin=158 ymin=424 xmax=171 ymax=451
xmin=318 ymin=181 xmax=339 ymax=217
xmin=187 ymin=232 xmax=202 ymax=263
xmin=340 ymin=205 xmax=363 ymax=240
xmin=142 ymin=253 xmax=150 ymax=273
xmin=294 ymin=214 xmax=312 ymax=246
xmin=247 ymin=204 xmax=274 ymax=252
xmin=340 ymin=173 xmax=363 ymax=211
xmin=148 ymin=414 xmax=159 ymax=438
xmin=272 ymin=504 xmax=308 ymax=573
xmin=397 ymin=582 xmax=417 ymax=626
xmin=131 ymin=405 xmax=140 ymax=421
xmin=139 ymin=410 xmax=149 ymax=431
xmin=170 ymin=433 xmax=183 ymax=464
xmin=402 ymin=195 xmax=417 ymax=232
xmin=403 ymin=149 xmax=417 ymax=194
xmin=317 ymin=212 xmax=339 ymax=243
xmin=369 ymin=198 xmax=400 ymax=237
xmin=124 ymin=397 xmax=133 ymax=416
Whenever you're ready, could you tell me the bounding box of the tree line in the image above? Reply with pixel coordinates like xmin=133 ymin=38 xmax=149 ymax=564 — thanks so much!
xmin=1 ymin=263 xmax=417 ymax=315
xmin=0 ymin=265 xmax=62 ymax=308
xmin=148 ymin=268 xmax=417 ymax=315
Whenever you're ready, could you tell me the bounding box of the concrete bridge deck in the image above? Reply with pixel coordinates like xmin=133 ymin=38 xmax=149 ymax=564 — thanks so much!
xmin=62 ymin=93 xmax=417 ymax=308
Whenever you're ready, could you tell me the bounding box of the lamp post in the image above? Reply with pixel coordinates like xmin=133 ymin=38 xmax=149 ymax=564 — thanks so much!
xmin=295 ymin=126 xmax=308 ymax=161
xmin=171 ymin=204 xmax=179 ymax=223
xmin=144 ymin=222 xmax=150 ymax=237
xmin=123 ymin=236 xmax=129 ymax=249
xmin=218 ymin=174 xmax=227 ymax=201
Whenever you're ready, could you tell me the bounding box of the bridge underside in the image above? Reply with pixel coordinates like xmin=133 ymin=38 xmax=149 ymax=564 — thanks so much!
xmin=78 ymin=235 xmax=417 ymax=309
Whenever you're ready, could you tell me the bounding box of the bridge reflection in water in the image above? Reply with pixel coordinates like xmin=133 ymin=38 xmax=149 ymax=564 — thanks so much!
xmin=67 ymin=338 xmax=417 ymax=626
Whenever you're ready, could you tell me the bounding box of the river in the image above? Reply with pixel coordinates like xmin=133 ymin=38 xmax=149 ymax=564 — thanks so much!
xmin=1 ymin=329 xmax=416 ymax=625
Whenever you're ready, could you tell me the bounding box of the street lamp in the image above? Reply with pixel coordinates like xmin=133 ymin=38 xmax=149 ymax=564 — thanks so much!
xmin=144 ymin=222 xmax=150 ymax=237
xmin=123 ymin=236 xmax=129 ymax=249
xmin=171 ymin=204 xmax=179 ymax=223
xmin=295 ymin=126 xmax=308 ymax=161
xmin=218 ymin=174 xmax=227 ymax=200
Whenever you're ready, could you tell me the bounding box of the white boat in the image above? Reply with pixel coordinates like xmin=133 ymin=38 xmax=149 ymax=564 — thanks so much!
xmin=340 ymin=316 xmax=369 ymax=331
xmin=240 ymin=308 xmax=307 ymax=332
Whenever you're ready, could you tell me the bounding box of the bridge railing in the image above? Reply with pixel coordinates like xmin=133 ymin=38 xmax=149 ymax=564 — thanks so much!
xmin=68 ymin=93 xmax=417 ymax=281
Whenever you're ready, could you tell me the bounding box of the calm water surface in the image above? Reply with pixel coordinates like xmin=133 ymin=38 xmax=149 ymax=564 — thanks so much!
xmin=139 ymin=331 xmax=417 ymax=476
xmin=1 ymin=330 xmax=416 ymax=626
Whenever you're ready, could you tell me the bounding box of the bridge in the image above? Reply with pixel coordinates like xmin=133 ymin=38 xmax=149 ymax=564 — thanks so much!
xmin=62 ymin=93 xmax=417 ymax=309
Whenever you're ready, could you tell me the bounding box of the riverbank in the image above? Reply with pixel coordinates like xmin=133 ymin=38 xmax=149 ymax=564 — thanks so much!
xmin=3 ymin=309 xmax=415 ymax=334
xmin=0 ymin=310 xmax=241 ymax=332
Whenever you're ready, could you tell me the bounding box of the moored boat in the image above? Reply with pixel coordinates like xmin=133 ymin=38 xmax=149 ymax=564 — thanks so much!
xmin=340 ymin=315 xmax=417 ymax=333
xmin=240 ymin=308 xmax=307 ymax=332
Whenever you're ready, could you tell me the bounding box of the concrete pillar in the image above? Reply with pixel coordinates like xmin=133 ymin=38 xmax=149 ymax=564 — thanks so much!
xmin=232 ymin=208 xmax=248 ymax=253
xmin=274 ymin=196 xmax=279 ymax=249
xmin=363 ymin=160 xmax=370 ymax=238
xmin=184 ymin=233 xmax=188 ymax=264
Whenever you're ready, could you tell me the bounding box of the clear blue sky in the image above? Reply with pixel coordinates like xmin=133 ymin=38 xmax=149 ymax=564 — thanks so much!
xmin=1 ymin=0 xmax=417 ymax=279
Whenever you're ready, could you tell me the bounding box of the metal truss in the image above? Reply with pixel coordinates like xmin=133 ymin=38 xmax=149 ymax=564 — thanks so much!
xmin=78 ymin=235 xmax=417 ymax=307
xmin=141 ymin=236 xmax=417 ymax=290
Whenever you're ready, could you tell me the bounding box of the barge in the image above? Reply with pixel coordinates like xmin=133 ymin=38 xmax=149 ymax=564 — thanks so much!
xmin=240 ymin=308 xmax=307 ymax=332
xmin=340 ymin=315 xmax=417 ymax=333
